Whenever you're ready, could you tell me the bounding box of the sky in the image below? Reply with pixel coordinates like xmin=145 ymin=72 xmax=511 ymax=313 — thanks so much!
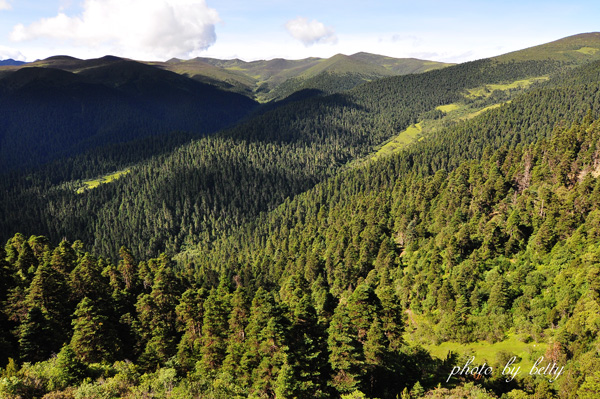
xmin=0 ymin=0 xmax=599 ymax=63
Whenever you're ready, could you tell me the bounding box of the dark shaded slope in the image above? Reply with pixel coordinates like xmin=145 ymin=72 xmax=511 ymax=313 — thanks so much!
xmin=0 ymin=60 xmax=258 ymax=170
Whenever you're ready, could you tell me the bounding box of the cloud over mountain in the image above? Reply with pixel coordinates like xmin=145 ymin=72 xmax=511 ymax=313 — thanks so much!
xmin=9 ymin=0 xmax=220 ymax=60
xmin=0 ymin=45 xmax=24 ymax=61
xmin=285 ymin=17 xmax=337 ymax=46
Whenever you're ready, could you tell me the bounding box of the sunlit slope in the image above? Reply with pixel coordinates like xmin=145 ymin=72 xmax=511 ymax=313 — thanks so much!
xmin=494 ymin=32 xmax=600 ymax=63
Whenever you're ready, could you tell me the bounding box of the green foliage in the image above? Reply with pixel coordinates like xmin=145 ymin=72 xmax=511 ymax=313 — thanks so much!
xmin=4 ymin=40 xmax=600 ymax=399
xmin=70 ymin=297 xmax=117 ymax=363
xmin=0 ymin=53 xmax=578 ymax=262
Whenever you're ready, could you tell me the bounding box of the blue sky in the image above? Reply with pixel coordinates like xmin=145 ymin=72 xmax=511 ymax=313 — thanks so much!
xmin=1 ymin=0 xmax=599 ymax=62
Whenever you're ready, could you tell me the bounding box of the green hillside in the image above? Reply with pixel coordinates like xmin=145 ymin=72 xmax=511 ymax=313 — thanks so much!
xmin=299 ymin=53 xmax=394 ymax=77
xmin=0 ymin=51 xmax=576 ymax=261
xmin=195 ymin=53 xmax=450 ymax=101
xmin=149 ymin=58 xmax=257 ymax=96
xmin=2 ymin=62 xmax=600 ymax=399
xmin=350 ymin=52 xmax=452 ymax=74
xmin=264 ymin=54 xmax=397 ymax=101
xmin=494 ymin=32 xmax=600 ymax=63
xmin=3 ymin=34 xmax=600 ymax=399
xmin=175 ymin=60 xmax=600 ymax=398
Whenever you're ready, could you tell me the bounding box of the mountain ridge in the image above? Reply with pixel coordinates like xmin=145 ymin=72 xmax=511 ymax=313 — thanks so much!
xmin=493 ymin=31 xmax=600 ymax=62
xmin=0 ymin=58 xmax=25 ymax=66
xmin=0 ymin=57 xmax=258 ymax=170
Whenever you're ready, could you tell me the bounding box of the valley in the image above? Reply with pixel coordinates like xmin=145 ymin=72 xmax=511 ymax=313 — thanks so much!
xmin=1 ymin=32 xmax=600 ymax=399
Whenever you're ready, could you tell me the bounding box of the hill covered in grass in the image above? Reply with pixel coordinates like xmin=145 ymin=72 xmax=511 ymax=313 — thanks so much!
xmin=192 ymin=53 xmax=450 ymax=101
xmin=494 ymin=32 xmax=600 ymax=63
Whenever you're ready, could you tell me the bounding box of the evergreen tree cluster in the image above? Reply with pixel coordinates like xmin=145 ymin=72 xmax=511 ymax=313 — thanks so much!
xmin=0 ymin=235 xmax=445 ymax=398
xmin=0 ymin=58 xmax=582 ymax=262
xmin=0 ymin=60 xmax=258 ymax=170
xmin=2 ymin=49 xmax=600 ymax=399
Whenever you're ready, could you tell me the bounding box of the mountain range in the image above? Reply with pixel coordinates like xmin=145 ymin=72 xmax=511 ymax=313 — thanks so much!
xmin=0 ymin=58 xmax=25 ymax=66
xmin=1 ymin=32 xmax=600 ymax=399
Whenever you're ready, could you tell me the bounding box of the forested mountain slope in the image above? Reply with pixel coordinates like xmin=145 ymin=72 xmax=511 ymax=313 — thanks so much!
xmin=3 ymin=34 xmax=600 ymax=398
xmin=179 ymin=60 xmax=600 ymax=284
xmin=0 ymin=55 xmax=574 ymax=261
xmin=2 ymin=108 xmax=600 ymax=399
xmin=0 ymin=57 xmax=258 ymax=170
xmin=173 ymin=108 xmax=600 ymax=397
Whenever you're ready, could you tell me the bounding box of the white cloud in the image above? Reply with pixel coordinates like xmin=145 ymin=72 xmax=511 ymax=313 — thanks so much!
xmin=285 ymin=17 xmax=337 ymax=46
xmin=0 ymin=0 xmax=11 ymax=11
xmin=9 ymin=0 xmax=220 ymax=60
xmin=0 ymin=45 xmax=25 ymax=61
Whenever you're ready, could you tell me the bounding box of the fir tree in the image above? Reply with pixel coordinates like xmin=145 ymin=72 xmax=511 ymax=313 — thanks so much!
xmin=239 ymin=288 xmax=277 ymax=388
xmin=222 ymin=286 xmax=249 ymax=378
xmin=175 ymin=288 xmax=206 ymax=370
xmin=70 ymin=297 xmax=117 ymax=363
xmin=136 ymin=254 xmax=182 ymax=368
xmin=19 ymin=306 xmax=51 ymax=363
xmin=328 ymin=298 xmax=363 ymax=394
xmin=198 ymin=282 xmax=231 ymax=373
xmin=26 ymin=260 xmax=71 ymax=350
xmin=70 ymin=252 xmax=109 ymax=303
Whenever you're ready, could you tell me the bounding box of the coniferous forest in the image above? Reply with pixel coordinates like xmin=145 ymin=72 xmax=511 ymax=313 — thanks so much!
xmin=2 ymin=33 xmax=600 ymax=398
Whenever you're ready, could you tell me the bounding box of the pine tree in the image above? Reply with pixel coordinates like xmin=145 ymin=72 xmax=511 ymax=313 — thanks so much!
xmin=222 ymin=286 xmax=249 ymax=378
xmin=19 ymin=306 xmax=51 ymax=363
xmin=198 ymin=282 xmax=231 ymax=373
xmin=70 ymin=252 xmax=109 ymax=303
xmin=50 ymin=240 xmax=77 ymax=275
xmin=411 ymin=381 xmax=425 ymax=397
xmin=328 ymin=298 xmax=363 ymax=394
xmin=0 ymin=246 xmax=12 ymax=300
xmin=15 ymin=241 xmax=37 ymax=283
xmin=136 ymin=254 xmax=181 ymax=368
xmin=239 ymin=288 xmax=277 ymax=388
xmin=251 ymin=316 xmax=288 ymax=399
xmin=175 ymin=288 xmax=206 ymax=370
xmin=274 ymin=355 xmax=295 ymax=399
xmin=55 ymin=344 xmax=87 ymax=388
xmin=286 ymin=290 xmax=329 ymax=398
xmin=26 ymin=260 xmax=71 ymax=350
xmin=375 ymin=277 xmax=405 ymax=351
xmin=0 ymin=246 xmax=15 ymax=363
xmin=488 ymin=276 xmax=509 ymax=314
xmin=363 ymin=319 xmax=388 ymax=395
xmin=346 ymin=283 xmax=379 ymax=343
xmin=70 ymin=297 xmax=117 ymax=363
xmin=118 ymin=246 xmax=138 ymax=292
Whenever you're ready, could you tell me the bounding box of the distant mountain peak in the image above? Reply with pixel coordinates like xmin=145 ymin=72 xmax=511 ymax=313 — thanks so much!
xmin=44 ymin=55 xmax=82 ymax=62
xmin=0 ymin=58 xmax=26 ymax=66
